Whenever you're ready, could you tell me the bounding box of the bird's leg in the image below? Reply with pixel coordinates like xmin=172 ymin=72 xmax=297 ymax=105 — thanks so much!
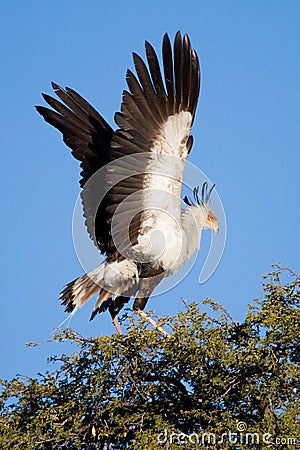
xmin=136 ymin=310 xmax=170 ymax=337
xmin=113 ymin=316 xmax=123 ymax=335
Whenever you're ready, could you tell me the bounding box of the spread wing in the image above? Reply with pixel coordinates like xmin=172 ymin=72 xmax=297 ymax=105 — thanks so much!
xmin=35 ymin=83 xmax=115 ymax=255
xmin=105 ymin=31 xmax=200 ymax=257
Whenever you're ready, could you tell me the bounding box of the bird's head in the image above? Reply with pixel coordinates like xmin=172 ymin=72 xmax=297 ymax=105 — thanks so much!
xmin=183 ymin=182 xmax=219 ymax=234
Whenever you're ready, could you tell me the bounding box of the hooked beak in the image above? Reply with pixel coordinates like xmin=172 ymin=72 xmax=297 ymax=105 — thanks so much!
xmin=206 ymin=218 xmax=219 ymax=235
xmin=212 ymin=223 xmax=219 ymax=235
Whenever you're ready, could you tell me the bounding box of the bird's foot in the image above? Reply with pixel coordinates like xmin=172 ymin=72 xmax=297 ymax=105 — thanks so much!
xmin=136 ymin=310 xmax=170 ymax=337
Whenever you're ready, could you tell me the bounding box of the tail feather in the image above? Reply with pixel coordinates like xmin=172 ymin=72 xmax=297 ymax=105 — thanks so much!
xmin=60 ymin=272 xmax=100 ymax=314
xmin=59 ymin=261 xmax=139 ymax=321
xmin=89 ymin=289 xmax=112 ymax=321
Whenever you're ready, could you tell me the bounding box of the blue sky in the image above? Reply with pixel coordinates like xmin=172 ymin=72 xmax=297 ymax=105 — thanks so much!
xmin=1 ymin=1 xmax=299 ymax=380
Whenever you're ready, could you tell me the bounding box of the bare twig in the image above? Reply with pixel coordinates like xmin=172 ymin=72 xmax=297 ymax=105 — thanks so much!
xmin=273 ymin=264 xmax=299 ymax=278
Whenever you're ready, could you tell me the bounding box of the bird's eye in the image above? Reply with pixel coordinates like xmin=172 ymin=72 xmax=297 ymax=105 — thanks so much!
xmin=207 ymin=214 xmax=214 ymax=221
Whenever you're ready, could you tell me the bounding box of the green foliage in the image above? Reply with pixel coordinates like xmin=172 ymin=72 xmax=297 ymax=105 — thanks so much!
xmin=0 ymin=266 xmax=299 ymax=449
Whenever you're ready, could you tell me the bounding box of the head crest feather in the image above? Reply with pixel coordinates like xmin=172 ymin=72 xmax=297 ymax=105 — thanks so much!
xmin=183 ymin=181 xmax=215 ymax=207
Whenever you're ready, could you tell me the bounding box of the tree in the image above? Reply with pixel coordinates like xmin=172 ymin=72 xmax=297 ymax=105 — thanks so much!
xmin=0 ymin=266 xmax=299 ymax=449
